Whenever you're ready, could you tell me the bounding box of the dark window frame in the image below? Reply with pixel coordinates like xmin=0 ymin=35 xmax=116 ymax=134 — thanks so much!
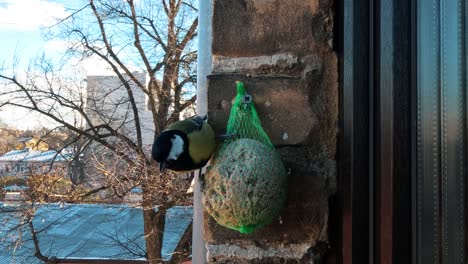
xmin=336 ymin=0 xmax=413 ymax=263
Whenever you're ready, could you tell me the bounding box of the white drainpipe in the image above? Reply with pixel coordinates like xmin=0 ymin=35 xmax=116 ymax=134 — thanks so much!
xmin=193 ymin=0 xmax=212 ymax=263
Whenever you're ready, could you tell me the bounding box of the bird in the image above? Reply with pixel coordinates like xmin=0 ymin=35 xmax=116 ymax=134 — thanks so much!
xmin=152 ymin=115 xmax=216 ymax=173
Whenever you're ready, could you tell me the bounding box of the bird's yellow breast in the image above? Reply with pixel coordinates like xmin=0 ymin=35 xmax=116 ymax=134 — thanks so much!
xmin=187 ymin=122 xmax=215 ymax=164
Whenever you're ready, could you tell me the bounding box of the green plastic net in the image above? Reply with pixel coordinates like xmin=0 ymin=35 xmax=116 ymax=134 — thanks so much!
xmin=223 ymin=81 xmax=273 ymax=148
xmin=203 ymin=81 xmax=287 ymax=234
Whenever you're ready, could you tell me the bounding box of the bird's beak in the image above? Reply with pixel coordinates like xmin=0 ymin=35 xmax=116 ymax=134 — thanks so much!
xmin=159 ymin=161 xmax=166 ymax=174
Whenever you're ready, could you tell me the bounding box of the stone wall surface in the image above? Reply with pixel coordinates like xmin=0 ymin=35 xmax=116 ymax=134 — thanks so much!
xmin=205 ymin=0 xmax=337 ymax=263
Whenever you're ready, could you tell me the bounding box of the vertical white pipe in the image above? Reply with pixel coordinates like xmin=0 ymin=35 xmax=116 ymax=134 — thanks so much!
xmin=193 ymin=0 xmax=212 ymax=263
xmin=196 ymin=0 xmax=212 ymax=116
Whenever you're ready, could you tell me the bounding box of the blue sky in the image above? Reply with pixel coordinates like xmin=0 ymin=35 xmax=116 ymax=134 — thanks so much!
xmin=0 ymin=0 xmax=105 ymax=72
xmin=0 ymin=0 xmax=116 ymax=129
xmin=0 ymin=0 xmax=73 ymax=63
xmin=0 ymin=0 xmax=192 ymax=130
xmin=0 ymin=0 xmax=69 ymax=129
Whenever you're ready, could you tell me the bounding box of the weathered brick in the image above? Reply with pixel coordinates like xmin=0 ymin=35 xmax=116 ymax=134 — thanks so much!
xmin=205 ymin=1 xmax=336 ymax=262
xmin=208 ymin=74 xmax=318 ymax=146
xmin=213 ymin=0 xmax=334 ymax=57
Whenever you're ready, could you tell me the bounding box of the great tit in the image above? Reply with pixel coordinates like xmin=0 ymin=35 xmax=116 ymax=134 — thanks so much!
xmin=152 ymin=115 xmax=216 ymax=173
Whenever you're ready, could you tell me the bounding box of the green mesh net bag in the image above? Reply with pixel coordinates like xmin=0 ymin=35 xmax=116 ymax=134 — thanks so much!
xmin=223 ymin=81 xmax=273 ymax=148
xmin=203 ymin=81 xmax=287 ymax=234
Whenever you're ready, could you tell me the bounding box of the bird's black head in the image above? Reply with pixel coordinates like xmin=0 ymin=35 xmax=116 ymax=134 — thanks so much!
xmin=152 ymin=130 xmax=187 ymax=173
xmin=152 ymin=131 xmax=174 ymax=163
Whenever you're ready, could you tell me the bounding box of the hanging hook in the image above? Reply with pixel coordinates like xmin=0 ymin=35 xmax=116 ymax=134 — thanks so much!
xmin=242 ymin=94 xmax=253 ymax=104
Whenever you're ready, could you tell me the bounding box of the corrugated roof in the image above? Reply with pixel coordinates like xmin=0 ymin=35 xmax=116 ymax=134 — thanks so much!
xmin=0 ymin=149 xmax=72 ymax=162
xmin=23 ymin=150 xmax=70 ymax=162
xmin=3 ymin=185 xmax=28 ymax=191
xmin=1 ymin=149 xmax=28 ymax=157
xmin=0 ymin=149 xmax=29 ymax=161
xmin=0 ymin=204 xmax=193 ymax=263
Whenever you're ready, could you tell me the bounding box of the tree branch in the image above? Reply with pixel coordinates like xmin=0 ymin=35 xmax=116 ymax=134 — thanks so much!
xmin=89 ymin=0 xmax=144 ymax=151
xmin=167 ymin=95 xmax=195 ymax=124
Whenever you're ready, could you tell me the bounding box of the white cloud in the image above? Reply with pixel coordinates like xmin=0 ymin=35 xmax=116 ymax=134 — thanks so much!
xmin=0 ymin=0 xmax=70 ymax=31
xmin=41 ymin=40 xmax=113 ymax=76
xmin=0 ymin=105 xmax=57 ymax=130
xmin=43 ymin=39 xmax=140 ymax=76
xmin=65 ymin=54 xmax=140 ymax=77
xmin=80 ymin=55 xmax=116 ymax=76
xmin=43 ymin=39 xmax=71 ymax=53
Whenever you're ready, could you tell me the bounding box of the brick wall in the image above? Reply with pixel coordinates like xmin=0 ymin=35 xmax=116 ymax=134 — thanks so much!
xmin=205 ymin=0 xmax=337 ymax=263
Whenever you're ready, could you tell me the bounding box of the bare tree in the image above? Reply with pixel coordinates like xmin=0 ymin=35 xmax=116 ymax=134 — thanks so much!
xmin=1 ymin=170 xmax=148 ymax=264
xmin=0 ymin=0 xmax=198 ymax=263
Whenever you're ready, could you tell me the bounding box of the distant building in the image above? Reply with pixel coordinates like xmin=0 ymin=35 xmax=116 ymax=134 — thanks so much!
xmin=2 ymin=184 xmax=28 ymax=207
xmin=85 ymin=73 xmax=155 ymax=150
xmin=85 ymin=73 xmax=194 ymax=152
xmin=0 ymin=149 xmax=72 ymax=177
xmin=83 ymin=74 xmax=194 ymax=197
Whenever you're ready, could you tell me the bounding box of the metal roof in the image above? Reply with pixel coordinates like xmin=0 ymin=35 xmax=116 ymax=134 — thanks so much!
xmin=3 ymin=185 xmax=28 ymax=191
xmin=0 ymin=204 xmax=193 ymax=263
xmin=0 ymin=149 xmax=30 ymax=161
xmin=22 ymin=150 xmax=72 ymax=162
xmin=0 ymin=149 xmax=72 ymax=162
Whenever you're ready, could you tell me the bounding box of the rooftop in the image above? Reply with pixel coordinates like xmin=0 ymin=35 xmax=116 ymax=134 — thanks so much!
xmin=0 ymin=149 xmax=72 ymax=162
xmin=3 ymin=184 xmax=28 ymax=192
xmin=0 ymin=203 xmax=193 ymax=263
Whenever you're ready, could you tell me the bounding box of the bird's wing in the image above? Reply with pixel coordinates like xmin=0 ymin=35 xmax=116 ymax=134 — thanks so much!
xmin=187 ymin=119 xmax=215 ymax=164
xmin=166 ymin=115 xmax=205 ymax=134
xmin=190 ymin=115 xmax=207 ymax=127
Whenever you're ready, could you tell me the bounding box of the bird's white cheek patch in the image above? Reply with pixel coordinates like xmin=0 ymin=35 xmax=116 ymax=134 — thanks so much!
xmin=168 ymin=135 xmax=184 ymax=161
